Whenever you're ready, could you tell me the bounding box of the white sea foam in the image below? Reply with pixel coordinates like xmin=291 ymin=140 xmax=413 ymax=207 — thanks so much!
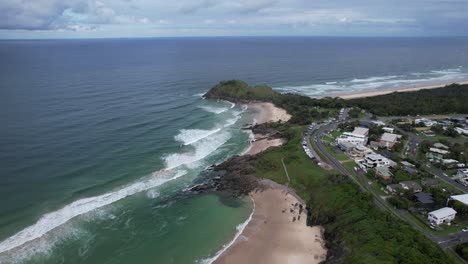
xmin=274 ymin=67 xmax=468 ymax=96
xmin=199 ymin=105 xmax=229 ymax=114
xmin=198 ymin=196 xmax=255 ymax=264
xmin=0 ymin=169 xmax=187 ymax=255
xmin=165 ymin=131 xmax=232 ymax=170
xmin=175 ymin=128 xmax=222 ymax=145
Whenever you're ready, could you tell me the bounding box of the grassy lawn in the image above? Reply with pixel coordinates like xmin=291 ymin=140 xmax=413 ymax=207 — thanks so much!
xmin=322 ymin=134 xmax=334 ymax=143
xmin=330 ymin=130 xmax=343 ymax=138
xmin=324 ymin=144 xmax=349 ymax=161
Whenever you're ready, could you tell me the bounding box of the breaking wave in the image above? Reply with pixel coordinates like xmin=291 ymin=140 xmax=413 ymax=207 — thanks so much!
xmin=275 ymin=67 xmax=468 ymax=96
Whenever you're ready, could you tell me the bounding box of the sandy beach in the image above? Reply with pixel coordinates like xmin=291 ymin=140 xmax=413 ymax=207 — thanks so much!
xmin=246 ymin=102 xmax=291 ymax=155
xmin=215 ymin=180 xmax=327 ymax=264
xmin=337 ymin=80 xmax=468 ymax=99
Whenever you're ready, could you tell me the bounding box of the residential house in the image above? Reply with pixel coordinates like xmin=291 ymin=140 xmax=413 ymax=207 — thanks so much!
xmin=415 ymin=118 xmax=437 ymax=127
xmin=349 ymin=145 xmax=373 ymax=159
xmin=455 ymin=169 xmax=468 ymax=186
xmin=352 ymin=127 xmax=369 ymax=136
xmin=375 ymin=166 xmax=393 ymax=180
xmin=387 ymin=184 xmax=402 ymax=194
xmin=421 ymin=178 xmax=439 ymax=188
xmin=433 ymin=143 xmax=449 ymax=150
xmin=361 ymin=154 xmax=392 ymax=169
xmin=399 ymin=181 xmax=422 ymax=193
xmin=455 ymin=127 xmax=468 ymax=136
xmin=414 ymin=192 xmax=435 ymax=206
xmin=382 ymin=127 xmax=395 ymax=133
xmin=379 ymin=133 xmax=402 ymax=148
xmin=336 ymin=131 xmax=368 ymax=146
xmin=428 ymin=207 xmax=457 ymax=226
xmin=426 ymin=147 xmax=449 ymax=161
xmin=337 ymin=141 xmax=355 ymax=152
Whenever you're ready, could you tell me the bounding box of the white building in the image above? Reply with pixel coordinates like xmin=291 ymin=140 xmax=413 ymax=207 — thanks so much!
xmin=382 ymin=127 xmax=395 ymax=133
xmin=337 ymin=131 xmax=368 ymax=147
xmin=349 ymin=145 xmax=374 ymax=159
xmin=428 ymin=207 xmax=457 ymax=226
xmin=415 ymin=118 xmax=437 ymax=127
xmin=361 ymin=154 xmax=391 ymax=169
xmin=455 ymin=127 xmax=468 ymax=136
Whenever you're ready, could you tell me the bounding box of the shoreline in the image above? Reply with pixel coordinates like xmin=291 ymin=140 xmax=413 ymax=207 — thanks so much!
xmin=333 ymin=80 xmax=468 ymax=99
xmin=214 ymin=180 xmax=326 ymax=264
xmin=245 ymin=102 xmax=291 ymax=155
xmin=209 ymin=103 xmax=326 ymax=264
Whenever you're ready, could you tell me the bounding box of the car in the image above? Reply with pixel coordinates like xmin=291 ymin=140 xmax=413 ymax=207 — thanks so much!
xmin=462 ymin=228 xmax=468 ymax=232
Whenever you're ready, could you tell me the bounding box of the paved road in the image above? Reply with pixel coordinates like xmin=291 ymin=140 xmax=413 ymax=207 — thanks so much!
xmin=308 ymin=116 xmax=468 ymax=250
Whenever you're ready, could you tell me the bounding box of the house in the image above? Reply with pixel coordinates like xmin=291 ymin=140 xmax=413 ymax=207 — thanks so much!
xmin=421 ymin=178 xmax=439 ymax=188
xmin=428 ymin=207 xmax=457 ymax=226
xmin=455 ymin=127 xmax=468 ymax=136
xmin=451 ymin=194 xmax=468 ymax=205
xmin=379 ymin=133 xmax=401 ymax=148
xmin=403 ymin=166 xmax=418 ymax=175
xmin=337 ymin=141 xmax=355 ymax=152
xmin=442 ymin=159 xmax=459 ymax=168
xmin=371 ymin=120 xmax=386 ymax=126
xmin=414 ymin=192 xmax=435 ymax=206
xmin=454 ymin=169 xmax=468 ymax=186
xmin=422 ymin=130 xmax=436 ymax=137
xmin=433 ymin=143 xmax=449 ymax=150
xmin=387 ymin=184 xmax=402 ymax=194
xmin=401 ymin=161 xmax=415 ymax=167
xmin=352 ymin=127 xmax=369 ymax=136
xmin=415 ymin=118 xmax=437 ymax=127
xmin=399 ymin=181 xmax=422 ymax=193
xmin=336 ymin=131 xmax=368 ymax=146
xmin=375 ymin=166 xmax=393 ymax=180
xmin=426 ymin=147 xmax=449 ymax=161
xmin=382 ymin=127 xmax=395 ymax=133
xmin=349 ymin=145 xmax=373 ymax=159
xmin=361 ymin=154 xmax=392 ymax=169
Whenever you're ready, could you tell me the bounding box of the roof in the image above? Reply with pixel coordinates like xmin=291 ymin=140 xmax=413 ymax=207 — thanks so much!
xmin=375 ymin=166 xmax=392 ymax=177
xmin=429 ymin=207 xmax=457 ymax=218
xmin=400 ymin=181 xmax=422 ymax=190
xmin=366 ymin=154 xmax=386 ymax=160
xmin=451 ymin=194 xmax=468 ymax=205
xmin=429 ymin=148 xmax=449 ymax=155
xmin=433 ymin=143 xmax=449 ymax=149
xmin=352 ymin=127 xmax=369 ymax=136
xmin=380 ymin=133 xmax=399 ymax=143
xmin=401 ymin=161 xmax=415 ymax=167
xmin=338 ymin=141 xmax=355 ymax=149
xmin=414 ymin=192 xmax=434 ymax=204
xmin=387 ymin=184 xmax=401 ymax=190
xmin=421 ymin=178 xmax=438 ymax=187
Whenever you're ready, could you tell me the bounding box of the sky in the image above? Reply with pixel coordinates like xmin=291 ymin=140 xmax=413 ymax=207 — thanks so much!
xmin=1 ymin=0 xmax=468 ymax=39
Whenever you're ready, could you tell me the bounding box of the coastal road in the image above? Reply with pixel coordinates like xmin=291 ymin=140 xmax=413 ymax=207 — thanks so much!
xmin=309 ymin=117 xmax=468 ymax=250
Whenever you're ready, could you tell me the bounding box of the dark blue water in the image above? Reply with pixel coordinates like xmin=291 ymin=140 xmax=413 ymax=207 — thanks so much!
xmin=1 ymin=37 xmax=468 ymax=263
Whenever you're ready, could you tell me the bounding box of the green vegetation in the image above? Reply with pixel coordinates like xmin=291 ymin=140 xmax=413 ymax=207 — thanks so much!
xmin=249 ymin=126 xmax=453 ymax=263
xmin=204 ymin=80 xmax=345 ymax=124
xmin=455 ymin=242 xmax=468 ymax=261
xmin=208 ymin=80 xmax=457 ymax=263
xmin=347 ymin=83 xmax=468 ymax=116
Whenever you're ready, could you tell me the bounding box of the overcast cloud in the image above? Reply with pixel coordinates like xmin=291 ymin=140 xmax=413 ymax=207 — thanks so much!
xmin=0 ymin=0 xmax=467 ymax=38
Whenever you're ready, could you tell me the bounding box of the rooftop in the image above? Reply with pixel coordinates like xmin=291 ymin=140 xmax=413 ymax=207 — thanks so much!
xmin=352 ymin=127 xmax=369 ymax=136
xmin=451 ymin=194 xmax=468 ymax=205
xmin=429 ymin=207 xmax=457 ymax=218
xmin=380 ymin=133 xmax=399 ymax=143
xmin=429 ymin=148 xmax=449 ymax=155
xmin=414 ymin=192 xmax=434 ymax=204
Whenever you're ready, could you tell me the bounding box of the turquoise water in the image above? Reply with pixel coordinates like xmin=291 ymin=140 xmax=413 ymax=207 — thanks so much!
xmin=2 ymin=37 xmax=468 ymax=263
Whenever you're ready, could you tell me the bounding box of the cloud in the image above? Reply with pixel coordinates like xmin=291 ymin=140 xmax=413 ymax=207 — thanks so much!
xmin=0 ymin=0 xmax=149 ymax=30
xmin=179 ymin=0 xmax=218 ymax=14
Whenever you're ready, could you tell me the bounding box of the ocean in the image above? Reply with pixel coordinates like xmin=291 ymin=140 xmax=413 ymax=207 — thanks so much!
xmin=1 ymin=37 xmax=468 ymax=263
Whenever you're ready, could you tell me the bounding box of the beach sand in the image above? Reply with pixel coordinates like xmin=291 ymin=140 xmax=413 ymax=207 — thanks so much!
xmin=215 ymin=181 xmax=327 ymax=264
xmin=337 ymin=80 xmax=468 ymax=99
xmin=246 ymin=102 xmax=291 ymax=155
xmin=248 ymin=102 xmax=291 ymax=124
